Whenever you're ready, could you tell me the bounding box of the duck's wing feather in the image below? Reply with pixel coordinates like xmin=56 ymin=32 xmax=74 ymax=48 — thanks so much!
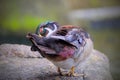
xmin=27 ymin=33 xmax=77 ymax=55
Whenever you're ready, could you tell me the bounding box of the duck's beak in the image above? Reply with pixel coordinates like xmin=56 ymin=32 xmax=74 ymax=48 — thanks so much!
xmin=38 ymin=34 xmax=43 ymax=37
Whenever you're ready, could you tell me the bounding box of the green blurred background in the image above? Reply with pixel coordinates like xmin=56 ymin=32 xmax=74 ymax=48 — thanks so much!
xmin=0 ymin=0 xmax=120 ymax=80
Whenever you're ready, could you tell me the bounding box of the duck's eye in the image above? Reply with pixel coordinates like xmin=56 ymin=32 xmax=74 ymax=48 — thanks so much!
xmin=39 ymin=28 xmax=46 ymax=36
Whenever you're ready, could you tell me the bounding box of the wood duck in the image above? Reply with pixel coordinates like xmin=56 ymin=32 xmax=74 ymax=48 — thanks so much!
xmin=27 ymin=22 xmax=93 ymax=77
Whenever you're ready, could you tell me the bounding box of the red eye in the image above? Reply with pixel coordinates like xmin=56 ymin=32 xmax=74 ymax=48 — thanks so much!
xmin=39 ymin=28 xmax=47 ymax=36
xmin=40 ymin=28 xmax=43 ymax=33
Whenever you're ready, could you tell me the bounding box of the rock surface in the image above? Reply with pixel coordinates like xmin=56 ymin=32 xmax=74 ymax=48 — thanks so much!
xmin=0 ymin=44 xmax=113 ymax=80
xmin=0 ymin=44 xmax=41 ymax=58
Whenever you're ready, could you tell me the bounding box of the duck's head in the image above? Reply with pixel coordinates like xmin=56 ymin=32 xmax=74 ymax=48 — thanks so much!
xmin=36 ymin=21 xmax=59 ymax=37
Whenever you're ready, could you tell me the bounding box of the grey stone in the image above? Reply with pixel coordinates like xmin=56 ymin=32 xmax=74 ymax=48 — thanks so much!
xmin=0 ymin=44 xmax=112 ymax=80
xmin=0 ymin=44 xmax=41 ymax=58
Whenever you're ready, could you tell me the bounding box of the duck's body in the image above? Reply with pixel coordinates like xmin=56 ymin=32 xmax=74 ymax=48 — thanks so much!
xmin=50 ymin=25 xmax=93 ymax=70
xmin=52 ymin=36 xmax=93 ymax=70
xmin=27 ymin=22 xmax=93 ymax=76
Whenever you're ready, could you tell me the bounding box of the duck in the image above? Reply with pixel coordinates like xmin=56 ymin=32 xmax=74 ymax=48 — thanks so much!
xmin=26 ymin=21 xmax=94 ymax=77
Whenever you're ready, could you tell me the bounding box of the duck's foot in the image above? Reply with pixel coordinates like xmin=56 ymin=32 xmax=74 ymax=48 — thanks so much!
xmin=57 ymin=67 xmax=86 ymax=77
xmin=67 ymin=71 xmax=85 ymax=77
xmin=67 ymin=66 xmax=85 ymax=77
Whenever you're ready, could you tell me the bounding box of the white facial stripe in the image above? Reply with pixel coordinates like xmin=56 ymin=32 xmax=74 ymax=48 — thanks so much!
xmin=53 ymin=24 xmax=57 ymax=32
xmin=44 ymin=28 xmax=53 ymax=37
xmin=45 ymin=27 xmax=52 ymax=32
xmin=45 ymin=24 xmax=58 ymax=37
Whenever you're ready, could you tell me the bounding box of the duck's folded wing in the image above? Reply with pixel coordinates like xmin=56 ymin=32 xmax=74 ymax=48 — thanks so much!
xmin=33 ymin=44 xmax=56 ymax=54
xmin=30 ymin=38 xmax=56 ymax=54
xmin=27 ymin=33 xmax=77 ymax=55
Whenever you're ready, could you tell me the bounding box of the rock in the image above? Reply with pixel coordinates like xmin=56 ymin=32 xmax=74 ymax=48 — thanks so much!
xmin=0 ymin=44 xmax=42 ymax=58
xmin=0 ymin=44 xmax=113 ymax=80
